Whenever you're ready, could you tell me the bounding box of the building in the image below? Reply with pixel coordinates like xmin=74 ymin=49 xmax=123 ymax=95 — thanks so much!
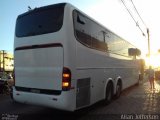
xmin=0 ymin=50 xmax=14 ymax=73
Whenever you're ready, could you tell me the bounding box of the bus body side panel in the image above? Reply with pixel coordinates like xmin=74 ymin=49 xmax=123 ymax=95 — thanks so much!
xmin=75 ymin=41 xmax=140 ymax=109
xmin=73 ymin=6 xmax=140 ymax=109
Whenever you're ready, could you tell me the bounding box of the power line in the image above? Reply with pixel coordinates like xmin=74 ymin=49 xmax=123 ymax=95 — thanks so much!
xmin=120 ymin=0 xmax=136 ymax=24
xmin=121 ymin=0 xmax=150 ymax=55
xmin=130 ymin=0 xmax=147 ymax=28
xmin=120 ymin=0 xmax=146 ymax=36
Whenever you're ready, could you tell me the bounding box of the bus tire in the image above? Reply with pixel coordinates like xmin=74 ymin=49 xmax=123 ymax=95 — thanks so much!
xmin=105 ymin=82 xmax=113 ymax=104
xmin=115 ymin=81 xmax=122 ymax=99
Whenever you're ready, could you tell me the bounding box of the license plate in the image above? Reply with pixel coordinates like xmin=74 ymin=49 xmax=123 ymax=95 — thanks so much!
xmin=30 ymin=89 xmax=40 ymax=93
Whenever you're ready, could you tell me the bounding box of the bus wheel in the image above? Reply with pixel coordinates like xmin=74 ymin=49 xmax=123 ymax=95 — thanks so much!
xmin=115 ymin=81 xmax=122 ymax=99
xmin=105 ymin=82 xmax=113 ymax=104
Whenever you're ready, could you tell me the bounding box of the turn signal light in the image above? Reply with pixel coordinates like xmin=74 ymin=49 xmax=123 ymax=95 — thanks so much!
xmin=62 ymin=82 xmax=69 ymax=87
xmin=63 ymin=73 xmax=70 ymax=78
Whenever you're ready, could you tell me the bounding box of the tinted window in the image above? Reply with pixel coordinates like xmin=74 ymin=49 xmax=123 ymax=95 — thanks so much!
xmin=105 ymin=32 xmax=134 ymax=57
xmin=16 ymin=3 xmax=65 ymax=37
xmin=73 ymin=10 xmax=135 ymax=58
xmin=73 ymin=10 xmax=108 ymax=52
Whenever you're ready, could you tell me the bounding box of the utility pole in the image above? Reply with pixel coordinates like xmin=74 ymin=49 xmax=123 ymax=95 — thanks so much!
xmin=2 ymin=50 xmax=5 ymax=74
xmin=147 ymin=28 xmax=150 ymax=57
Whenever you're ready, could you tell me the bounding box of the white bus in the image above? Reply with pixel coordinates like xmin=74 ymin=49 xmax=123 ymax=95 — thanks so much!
xmin=12 ymin=3 xmax=143 ymax=111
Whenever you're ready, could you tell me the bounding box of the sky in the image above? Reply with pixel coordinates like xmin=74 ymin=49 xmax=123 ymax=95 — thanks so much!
xmin=1 ymin=0 xmax=160 ymax=57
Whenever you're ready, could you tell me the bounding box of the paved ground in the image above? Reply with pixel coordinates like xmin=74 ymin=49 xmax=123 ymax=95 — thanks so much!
xmin=0 ymin=80 xmax=160 ymax=120
xmin=86 ymin=80 xmax=160 ymax=120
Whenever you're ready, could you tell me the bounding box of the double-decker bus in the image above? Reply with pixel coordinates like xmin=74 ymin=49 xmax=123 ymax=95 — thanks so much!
xmin=12 ymin=3 xmax=142 ymax=111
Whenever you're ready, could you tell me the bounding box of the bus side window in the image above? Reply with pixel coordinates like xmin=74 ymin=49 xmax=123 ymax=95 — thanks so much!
xmin=77 ymin=15 xmax=86 ymax=25
xmin=74 ymin=11 xmax=108 ymax=52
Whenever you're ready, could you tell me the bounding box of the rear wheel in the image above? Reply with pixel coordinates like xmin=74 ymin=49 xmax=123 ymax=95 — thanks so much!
xmin=105 ymin=82 xmax=113 ymax=104
xmin=115 ymin=81 xmax=122 ymax=99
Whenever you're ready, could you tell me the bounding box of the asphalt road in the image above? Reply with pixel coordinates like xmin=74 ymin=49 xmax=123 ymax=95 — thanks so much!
xmin=0 ymin=81 xmax=160 ymax=120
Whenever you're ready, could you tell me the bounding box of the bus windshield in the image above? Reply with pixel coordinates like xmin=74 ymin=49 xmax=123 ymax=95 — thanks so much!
xmin=16 ymin=3 xmax=65 ymax=37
